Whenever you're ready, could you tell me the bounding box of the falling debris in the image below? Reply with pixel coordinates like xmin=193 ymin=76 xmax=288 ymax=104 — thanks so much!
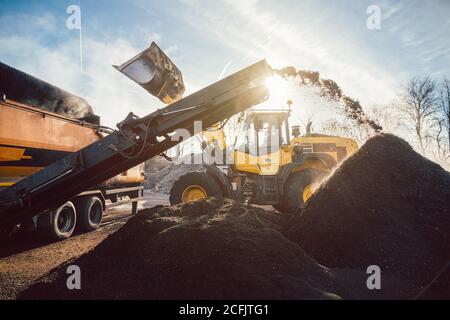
xmin=275 ymin=66 xmax=382 ymax=132
xmin=284 ymin=134 xmax=450 ymax=298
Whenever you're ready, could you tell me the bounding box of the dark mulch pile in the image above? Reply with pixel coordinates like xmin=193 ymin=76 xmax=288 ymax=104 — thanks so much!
xmin=21 ymin=199 xmax=341 ymax=299
xmin=20 ymin=134 xmax=449 ymax=299
xmin=284 ymin=134 xmax=450 ymax=298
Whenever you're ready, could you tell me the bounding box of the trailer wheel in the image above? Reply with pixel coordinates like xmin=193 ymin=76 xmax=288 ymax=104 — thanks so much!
xmin=76 ymin=196 xmax=103 ymax=232
xmin=48 ymin=201 xmax=77 ymax=240
xmin=169 ymin=172 xmax=223 ymax=205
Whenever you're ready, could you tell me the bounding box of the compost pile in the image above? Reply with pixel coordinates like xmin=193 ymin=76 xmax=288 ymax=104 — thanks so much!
xmin=20 ymin=134 xmax=450 ymax=299
xmin=285 ymin=133 xmax=450 ymax=297
xmin=145 ymin=163 xmax=203 ymax=194
xmin=21 ymin=199 xmax=341 ymax=299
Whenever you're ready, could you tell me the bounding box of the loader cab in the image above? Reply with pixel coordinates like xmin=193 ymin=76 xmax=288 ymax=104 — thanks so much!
xmin=239 ymin=110 xmax=291 ymax=156
xmin=233 ymin=109 xmax=292 ymax=176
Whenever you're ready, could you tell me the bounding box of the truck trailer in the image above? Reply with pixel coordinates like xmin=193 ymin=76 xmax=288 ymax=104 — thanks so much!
xmin=0 ymin=66 xmax=144 ymax=240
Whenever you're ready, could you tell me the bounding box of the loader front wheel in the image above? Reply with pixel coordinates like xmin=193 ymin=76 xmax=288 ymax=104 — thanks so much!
xmin=278 ymin=169 xmax=328 ymax=213
xmin=170 ymin=172 xmax=223 ymax=205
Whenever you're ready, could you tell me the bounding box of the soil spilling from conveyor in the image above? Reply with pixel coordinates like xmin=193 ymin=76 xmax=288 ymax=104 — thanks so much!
xmin=275 ymin=67 xmax=382 ymax=133
xmin=285 ymin=133 xmax=450 ymax=298
xmin=20 ymin=199 xmax=342 ymax=299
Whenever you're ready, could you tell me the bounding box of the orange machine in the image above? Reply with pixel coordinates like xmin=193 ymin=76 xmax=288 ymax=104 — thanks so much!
xmin=0 ymin=61 xmax=146 ymax=240
xmin=0 ymin=98 xmax=144 ymax=187
xmin=0 ymin=98 xmax=144 ymax=240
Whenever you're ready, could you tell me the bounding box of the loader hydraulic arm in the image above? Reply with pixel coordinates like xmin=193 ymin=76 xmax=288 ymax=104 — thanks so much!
xmin=0 ymin=59 xmax=272 ymax=231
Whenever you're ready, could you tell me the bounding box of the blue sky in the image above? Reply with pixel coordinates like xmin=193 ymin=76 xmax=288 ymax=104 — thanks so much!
xmin=1 ymin=0 xmax=449 ymax=127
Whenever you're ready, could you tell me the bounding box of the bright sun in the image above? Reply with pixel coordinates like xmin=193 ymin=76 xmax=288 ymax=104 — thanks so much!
xmin=263 ymin=75 xmax=291 ymax=109
xmin=265 ymin=75 xmax=286 ymax=94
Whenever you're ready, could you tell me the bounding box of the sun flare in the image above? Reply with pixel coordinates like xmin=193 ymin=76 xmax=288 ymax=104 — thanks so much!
xmin=265 ymin=75 xmax=286 ymax=94
xmin=263 ymin=75 xmax=292 ymax=109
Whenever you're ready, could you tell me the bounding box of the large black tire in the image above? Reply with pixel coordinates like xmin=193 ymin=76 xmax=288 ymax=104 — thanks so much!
xmin=76 ymin=196 xmax=103 ymax=232
xmin=274 ymin=169 xmax=328 ymax=214
xmin=169 ymin=172 xmax=223 ymax=205
xmin=47 ymin=201 xmax=77 ymax=240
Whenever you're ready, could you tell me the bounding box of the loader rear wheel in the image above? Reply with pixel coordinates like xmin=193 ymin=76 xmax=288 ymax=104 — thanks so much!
xmin=48 ymin=201 xmax=77 ymax=240
xmin=276 ymin=169 xmax=328 ymax=213
xmin=170 ymin=172 xmax=223 ymax=205
xmin=76 ymin=196 xmax=103 ymax=232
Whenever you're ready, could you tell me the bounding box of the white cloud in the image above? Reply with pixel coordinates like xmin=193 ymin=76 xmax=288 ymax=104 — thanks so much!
xmin=217 ymin=61 xmax=232 ymax=80
xmin=0 ymin=11 xmax=59 ymax=36
xmin=3 ymin=1 xmax=448 ymax=133
xmin=0 ymin=14 xmax=167 ymax=128
xmin=164 ymin=44 xmax=178 ymax=55
xmin=148 ymin=32 xmax=161 ymax=43
xmin=176 ymin=0 xmax=399 ymax=108
xmin=382 ymin=1 xmax=403 ymax=20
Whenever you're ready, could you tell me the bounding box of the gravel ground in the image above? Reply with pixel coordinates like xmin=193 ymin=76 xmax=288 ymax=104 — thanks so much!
xmin=0 ymin=191 xmax=169 ymax=300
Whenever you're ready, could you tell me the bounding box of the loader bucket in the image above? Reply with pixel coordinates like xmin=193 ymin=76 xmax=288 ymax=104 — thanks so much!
xmin=114 ymin=42 xmax=185 ymax=104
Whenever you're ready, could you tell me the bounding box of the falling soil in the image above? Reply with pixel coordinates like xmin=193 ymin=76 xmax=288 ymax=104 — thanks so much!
xmin=284 ymin=134 xmax=450 ymax=298
xmin=275 ymin=67 xmax=382 ymax=132
xmin=20 ymin=199 xmax=344 ymax=300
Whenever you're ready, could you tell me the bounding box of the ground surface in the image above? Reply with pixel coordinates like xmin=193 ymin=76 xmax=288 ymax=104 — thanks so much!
xmin=19 ymin=199 xmax=349 ymax=299
xmin=0 ymin=191 xmax=169 ymax=300
xmin=1 ymin=136 xmax=448 ymax=300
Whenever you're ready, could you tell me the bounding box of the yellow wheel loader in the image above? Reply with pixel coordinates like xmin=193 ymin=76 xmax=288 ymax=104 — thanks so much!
xmin=169 ymin=105 xmax=358 ymax=213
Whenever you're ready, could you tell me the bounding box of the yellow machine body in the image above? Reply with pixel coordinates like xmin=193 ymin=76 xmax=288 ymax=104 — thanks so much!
xmin=171 ymin=107 xmax=359 ymax=211
xmin=233 ymin=134 xmax=358 ymax=176
xmin=0 ymin=99 xmax=144 ymax=188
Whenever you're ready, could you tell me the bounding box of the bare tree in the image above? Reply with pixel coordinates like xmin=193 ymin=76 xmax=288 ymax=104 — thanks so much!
xmin=427 ymin=77 xmax=450 ymax=167
xmin=427 ymin=119 xmax=449 ymax=166
xmin=397 ymin=77 xmax=439 ymax=155
xmin=320 ymin=117 xmax=373 ymax=145
xmin=438 ymin=77 xmax=450 ymax=151
xmin=369 ymin=105 xmax=401 ymax=133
